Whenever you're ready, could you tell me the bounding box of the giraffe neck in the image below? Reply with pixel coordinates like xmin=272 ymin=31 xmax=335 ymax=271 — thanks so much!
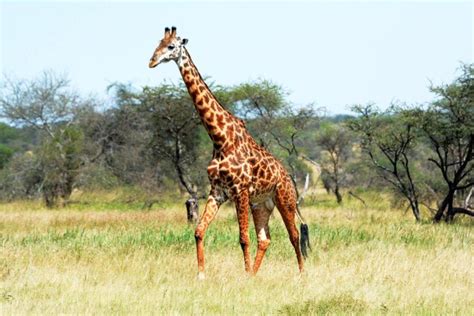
xmin=177 ymin=48 xmax=237 ymax=149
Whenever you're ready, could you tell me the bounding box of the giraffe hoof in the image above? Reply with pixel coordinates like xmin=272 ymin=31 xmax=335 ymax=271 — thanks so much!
xmin=197 ymin=272 xmax=205 ymax=280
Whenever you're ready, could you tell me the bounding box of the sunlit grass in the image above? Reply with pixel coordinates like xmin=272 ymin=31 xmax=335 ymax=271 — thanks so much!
xmin=0 ymin=190 xmax=472 ymax=314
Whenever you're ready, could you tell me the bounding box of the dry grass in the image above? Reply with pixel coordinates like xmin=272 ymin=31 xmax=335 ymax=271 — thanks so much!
xmin=0 ymin=190 xmax=473 ymax=314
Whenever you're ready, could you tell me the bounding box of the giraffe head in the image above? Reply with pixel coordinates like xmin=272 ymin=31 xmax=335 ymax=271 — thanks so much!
xmin=149 ymin=26 xmax=188 ymax=68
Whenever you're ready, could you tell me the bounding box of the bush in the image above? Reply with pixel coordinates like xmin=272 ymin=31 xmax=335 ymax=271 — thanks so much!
xmin=0 ymin=151 xmax=42 ymax=201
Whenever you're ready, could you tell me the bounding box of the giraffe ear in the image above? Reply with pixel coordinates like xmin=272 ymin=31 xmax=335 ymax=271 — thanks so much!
xmin=181 ymin=38 xmax=189 ymax=45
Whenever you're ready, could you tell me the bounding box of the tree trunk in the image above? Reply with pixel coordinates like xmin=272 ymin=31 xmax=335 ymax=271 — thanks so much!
xmin=410 ymin=200 xmax=421 ymax=222
xmin=445 ymin=192 xmax=457 ymax=222
xmin=434 ymin=189 xmax=455 ymax=222
xmin=464 ymin=187 xmax=473 ymax=208
xmin=297 ymin=173 xmax=310 ymax=206
xmin=335 ymin=185 xmax=342 ymax=204
xmin=174 ymin=162 xmax=196 ymax=197
xmin=185 ymin=197 xmax=199 ymax=224
xmin=450 ymin=207 xmax=474 ymax=218
xmin=434 ymin=189 xmax=452 ymax=222
xmin=322 ymin=178 xmax=332 ymax=194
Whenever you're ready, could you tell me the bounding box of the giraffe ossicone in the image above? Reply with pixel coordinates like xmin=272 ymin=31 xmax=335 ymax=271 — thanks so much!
xmin=149 ymin=26 xmax=310 ymax=278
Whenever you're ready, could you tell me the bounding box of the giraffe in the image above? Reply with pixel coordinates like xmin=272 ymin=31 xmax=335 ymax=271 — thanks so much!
xmin=149 ymin=27 xmax=310 ymax=279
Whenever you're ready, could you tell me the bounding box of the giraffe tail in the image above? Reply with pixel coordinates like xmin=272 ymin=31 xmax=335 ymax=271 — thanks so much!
xmin=296 ymin=208 xmax=311 ymax=259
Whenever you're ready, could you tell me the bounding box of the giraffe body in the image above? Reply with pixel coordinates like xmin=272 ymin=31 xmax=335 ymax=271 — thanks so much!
xmin=149 ymin=27 xmax=306 ymax=276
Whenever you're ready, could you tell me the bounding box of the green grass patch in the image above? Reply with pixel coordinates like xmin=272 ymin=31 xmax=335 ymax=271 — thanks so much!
xmin=279 ymin=294 xmax=368 ymax=315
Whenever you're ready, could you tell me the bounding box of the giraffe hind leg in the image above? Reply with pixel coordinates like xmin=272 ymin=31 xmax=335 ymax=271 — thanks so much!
xmin=274 ymin=183 xmax=305 ymax=272
xmin=251 ymin=201 xmax=273 ymax=275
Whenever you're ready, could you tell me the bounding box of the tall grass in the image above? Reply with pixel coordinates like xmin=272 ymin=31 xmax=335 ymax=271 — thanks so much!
xmin=0 ymin=190 xmax=472 ymax=314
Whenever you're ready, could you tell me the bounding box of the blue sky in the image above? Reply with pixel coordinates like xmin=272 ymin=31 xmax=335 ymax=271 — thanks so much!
xmin=1 ymin=1 xmax=472 ymax=114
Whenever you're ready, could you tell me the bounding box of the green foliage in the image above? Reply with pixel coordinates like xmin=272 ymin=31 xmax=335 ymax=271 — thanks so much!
xmin=348 ymin=104 xmax=423 ymax=220
xmin=0 ymin=72 xmax=90 ymax=207
xmin=1 ymin=66 xmax=472 ymax=219
xmin=0 ymin=122 xmax=18 ymax=143
xmin=315 ymin=122 xmax=353 ymax=203
xmin=38 ymin=125 xmax=85 ymax=207
xmin=346 ymin=64 xmax=473 ymax=222
xmin=425 ymin=63 xmax=473 ymax=151
xmin=0 ymin=144 xmax=14 ymax=169
xmin=92 ymin=88 xmax=155 ymax=187
xmin=75 ymin=164 xmax=120 ymax=190
xmin=106 ymin=81 xmax=210 ymax=197
xmin=143 ymin=83 xmax=208 ymax=196
xmin=415 ymin=64 xmax=473 ymax=221
xmin=228 ymin=79 xmax=288 ymax=120
xmin=0 ymin=151 xmax=42 ymax=200
xmin=0 ymin=123 xmax=36 ymax=168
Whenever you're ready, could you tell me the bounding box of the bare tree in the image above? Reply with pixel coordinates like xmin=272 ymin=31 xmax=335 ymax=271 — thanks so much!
xmin=0 ymin=71 xmax=90 ymax=207
xmin=349 ymin=104 xmax=422 ymax=221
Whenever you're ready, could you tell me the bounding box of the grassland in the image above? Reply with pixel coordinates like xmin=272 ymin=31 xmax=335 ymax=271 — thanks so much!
xmin=0 ymin=189 xmax=473 ymax=314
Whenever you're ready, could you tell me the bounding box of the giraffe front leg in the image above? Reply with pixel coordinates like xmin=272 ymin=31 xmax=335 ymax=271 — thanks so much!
xmin=235 ymin=190 xmax=252 ymax=273
xmin=195 ymin=191 xmax=224 ymax=280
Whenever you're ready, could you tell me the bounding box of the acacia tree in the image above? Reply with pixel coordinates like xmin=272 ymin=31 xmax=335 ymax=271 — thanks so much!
xmin=90 ymin=84 xmax=157 ymax=188
xmin=0 ymin=71 xmax=90 ymax=207
xmin=106 ymin=82 xmax=209 ymax=200
xmin=142 ymin=84 xmax=208 ymax=198
xmin=417 ymin=64 xmax=474 ymax=222
xmin=316 ymin=123 xmax=352 ymax=204
xmin=349 ymin=104 xmax=422 ymax=221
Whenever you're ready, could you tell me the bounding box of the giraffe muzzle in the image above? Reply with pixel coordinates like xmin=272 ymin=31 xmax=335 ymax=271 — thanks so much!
xmin=149 ymin=58 xmax=158 ymax=68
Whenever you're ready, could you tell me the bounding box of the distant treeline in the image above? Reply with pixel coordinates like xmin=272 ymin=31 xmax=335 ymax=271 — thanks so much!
xmin=0 ymin=64 xmax=472 ymax=222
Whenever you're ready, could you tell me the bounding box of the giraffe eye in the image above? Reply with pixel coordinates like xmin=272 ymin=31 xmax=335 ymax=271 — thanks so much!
xmin=168 ymin=45 xmax=175 ymax=50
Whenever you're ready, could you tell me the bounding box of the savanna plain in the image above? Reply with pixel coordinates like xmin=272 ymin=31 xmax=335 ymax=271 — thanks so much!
xmin=0 ymin=189 xmax=472 ymax=315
